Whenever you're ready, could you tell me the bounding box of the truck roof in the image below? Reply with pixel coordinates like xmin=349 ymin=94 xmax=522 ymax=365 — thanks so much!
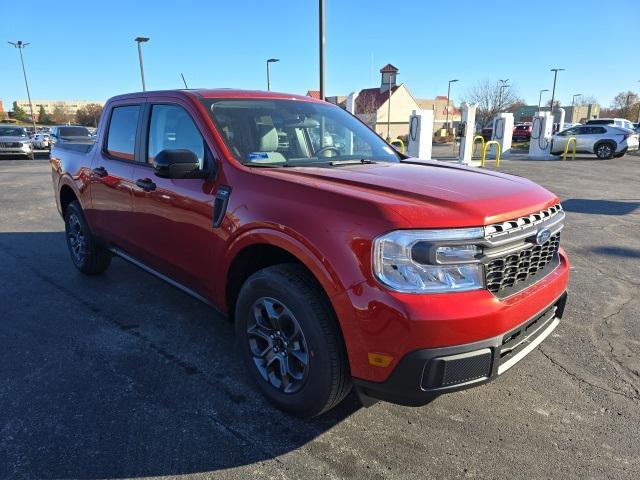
xmin=108 ymin=89 xmax=323 ymax=103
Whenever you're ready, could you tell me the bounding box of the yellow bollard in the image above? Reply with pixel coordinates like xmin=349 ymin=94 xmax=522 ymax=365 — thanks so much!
xmin=473 ymin=135 xmax=485 ymax=156
xmin=481 ymin=140 xmax=501 ymax=167
xmin=390 ymin=138 xmax=405 ymax=153
xmin=562 ymin=137 xmax=577 ymax=160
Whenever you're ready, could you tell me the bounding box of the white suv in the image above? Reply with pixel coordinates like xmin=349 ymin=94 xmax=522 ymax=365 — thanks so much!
xmin=586 ymin=118 xmax=636 ymax=131
xmin=551 ymin=125 xmax=639 ymax=159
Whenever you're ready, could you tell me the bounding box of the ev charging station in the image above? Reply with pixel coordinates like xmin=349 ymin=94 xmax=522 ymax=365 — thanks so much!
xmin=529 ymin=111 xmax=554 ymax=159
xmin=406 ymin=109 xmax=434 ymax=160
xmin=490 ymin=112 xmax=514 ymax=156
xmin=458 ymin=102 xmax=480 ymax=167
xmin=556 ymin=107 xmax=565 ymax=133
xmin=458 ymin=102 xmax=478 ymax=166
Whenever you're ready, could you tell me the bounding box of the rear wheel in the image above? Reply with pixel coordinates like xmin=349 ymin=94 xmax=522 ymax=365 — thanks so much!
xmin=235 ymin=264 xmax=351 ymax=417
xmin=64 ymin=201 xmax=111 ymax=274
xmin=595 ymin=142 xmax=615 ymax=159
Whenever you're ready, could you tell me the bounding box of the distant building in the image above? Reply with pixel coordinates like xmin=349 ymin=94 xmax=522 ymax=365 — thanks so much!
xmin=12 ymin=99 xmax=104 ymax=121
xmin=0 ymin=100 xmax=6 ymax=120
xmin=416 ymin=96 xmax=461 ymax=129
xmin=514 ymin=104 xmax=600 ymax=123
xmin=350 ymin=64 xmax=461 ymax=138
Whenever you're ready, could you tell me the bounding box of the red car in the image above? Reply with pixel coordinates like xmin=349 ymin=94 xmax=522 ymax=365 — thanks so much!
xmin=513 ymin=123 xmax=533 ymax=142
xmin=50 ymin=89 xmax=569 ymax=417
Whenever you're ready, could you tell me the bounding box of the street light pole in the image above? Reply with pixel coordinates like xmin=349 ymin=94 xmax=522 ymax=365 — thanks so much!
xmin=266 ymin=58 xmax=279 ymax=91
xmin=538 ymin=89 xmax=549 ymax=111
xmin=319 ymin=0 xmax=325 ymax=100
xmin=549 ymin=68 xmax=564 ymax=119
xmin=134 ymin=37 xmax=150 ymax=91
xmin=8 ymin=41 xmax=38 ymax=137
xmin=445 ymin=79 xmax=459 ymax=133
xmin=497 ymin=79 xmax=509 ymax=112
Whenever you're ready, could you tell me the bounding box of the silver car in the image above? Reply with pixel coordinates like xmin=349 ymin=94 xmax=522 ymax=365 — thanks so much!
xmin=551 ymin=125 xmax=639 ymax=159
xmin=0 ymin=126 xmax=33 ymax=158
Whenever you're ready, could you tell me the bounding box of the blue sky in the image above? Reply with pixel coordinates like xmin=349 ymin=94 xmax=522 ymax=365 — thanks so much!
xmin=1 ymin=0 xmax=637 ymax=110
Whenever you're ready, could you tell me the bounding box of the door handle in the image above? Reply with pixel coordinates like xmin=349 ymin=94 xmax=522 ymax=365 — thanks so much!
xmin=136 ymin=178 xmax=157 ymax=192
xmin=92 ymin=166 xmax=108 ymax=178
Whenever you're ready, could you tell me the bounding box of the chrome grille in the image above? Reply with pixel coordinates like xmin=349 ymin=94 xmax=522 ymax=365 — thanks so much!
xmin=485 ymin=203 xmax=563 ymax=238
xmin=485 ymin=233 xmax=560 ymax=293
xmin=0 ymin=142 xmax=22 ymax=148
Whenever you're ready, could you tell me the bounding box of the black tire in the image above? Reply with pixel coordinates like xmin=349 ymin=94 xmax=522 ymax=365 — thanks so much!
xmin=613 ymin=152 xmax=625 ymax=158
xmin=235 ymin=264 xmax=351 ymax=417
xmin=595 ymin=142 xmax=615 ymax=159
xmin=64 ymin=201 xmax=111 ymax=275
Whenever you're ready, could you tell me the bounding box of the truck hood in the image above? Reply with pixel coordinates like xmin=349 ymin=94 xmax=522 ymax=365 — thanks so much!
xmin=0 ymin=136 xmax=30 ymax=143
xmin=266 ymin=159 xmax=559 ymax=227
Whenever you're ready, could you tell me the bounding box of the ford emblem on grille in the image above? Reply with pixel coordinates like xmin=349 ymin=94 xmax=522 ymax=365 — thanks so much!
xmin=535 ymin=228 xmax=551 ymax=245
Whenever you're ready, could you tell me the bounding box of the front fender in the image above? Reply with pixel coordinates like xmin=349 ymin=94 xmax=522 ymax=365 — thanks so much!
xmin=222 ymin=226 xmax=348 ymax=307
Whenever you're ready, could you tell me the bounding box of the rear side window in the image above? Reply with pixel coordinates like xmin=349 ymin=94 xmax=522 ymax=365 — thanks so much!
xmin=106 ymin=105 xmax=140 ymax=160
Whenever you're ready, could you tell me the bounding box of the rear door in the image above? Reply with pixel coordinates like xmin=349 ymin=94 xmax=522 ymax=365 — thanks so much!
xmin=129 ymin=98 xmax=223 ymax=296
xmin=88 ymin=101 xmax=143 ymax=249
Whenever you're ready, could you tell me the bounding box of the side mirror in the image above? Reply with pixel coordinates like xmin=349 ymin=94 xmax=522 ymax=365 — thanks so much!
xmin=153 ymin=149 xmax=209 ymax=179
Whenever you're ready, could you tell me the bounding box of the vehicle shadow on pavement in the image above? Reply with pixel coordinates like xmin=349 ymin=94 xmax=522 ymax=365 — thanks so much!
xmin=0 ymin=231 xmax=362 ymax=479
xmin=561 ymin=198 xmax=640 ymax=216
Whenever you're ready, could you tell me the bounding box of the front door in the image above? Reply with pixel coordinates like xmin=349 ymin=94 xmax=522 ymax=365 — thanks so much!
xmin=129 ymin=100 xmax=222 ymax=298
xmin=89 ymin=103 xmax=142 ymax=249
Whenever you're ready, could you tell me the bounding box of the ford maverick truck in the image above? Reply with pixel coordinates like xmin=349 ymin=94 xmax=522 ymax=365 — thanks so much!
xmin=50 ymin=89 xmax=569 ymax=417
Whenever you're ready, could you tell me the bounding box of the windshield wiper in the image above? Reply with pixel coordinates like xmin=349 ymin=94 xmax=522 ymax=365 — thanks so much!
xmin=241 ymin=161 xmax=289 ymax=168
xmin=328 ymin=159 xmax=378 ymax=166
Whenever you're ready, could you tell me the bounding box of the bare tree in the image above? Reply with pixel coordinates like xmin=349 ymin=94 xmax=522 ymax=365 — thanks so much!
xmin=460 ymin=79 xmax=522 ymax=127
xmin=609 ymin=91 xmax=639 ymax=120
xmin=574 ymin=95 xmax=598 ymax=107
xmin=51 ymin=103 xmax=70 ymax=125
xmin=76 ymin=103 xmax=103 ymax=127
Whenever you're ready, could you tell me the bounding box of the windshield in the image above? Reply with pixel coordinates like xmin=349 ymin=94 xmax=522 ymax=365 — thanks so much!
xmin=58 ymin=126 xmax=91 ymax=137
xmin=200 ymin=98 xmax=400 ymax=166
xmin=0 ymin=127 xmax=27 ymax=137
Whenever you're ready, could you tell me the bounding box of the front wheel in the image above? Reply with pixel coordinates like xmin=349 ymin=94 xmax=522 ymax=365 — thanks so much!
xmin=64 ymin=201 xmax=111 ymax=274
xmin=235 ymin=264 xmax=351 ymax=417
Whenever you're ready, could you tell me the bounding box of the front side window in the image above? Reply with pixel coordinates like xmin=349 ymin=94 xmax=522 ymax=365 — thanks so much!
xmin=147 ymin=104 xmax=205 ymax=168
xmin=201 ymin=98 xmax=400 ymax=166
xmin=106 ymin=105 xmax=140 ymax=161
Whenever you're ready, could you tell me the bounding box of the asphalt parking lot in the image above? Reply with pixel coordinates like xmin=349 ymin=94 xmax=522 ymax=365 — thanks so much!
xmin=1 ymin=153 xmax=639 ymax=479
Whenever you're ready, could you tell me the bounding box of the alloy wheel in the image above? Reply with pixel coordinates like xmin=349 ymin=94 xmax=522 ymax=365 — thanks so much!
xmin=246 ymin=297 xmax=309 ymax=394
xmin=67 ymin=213 xmax=86 ymax=263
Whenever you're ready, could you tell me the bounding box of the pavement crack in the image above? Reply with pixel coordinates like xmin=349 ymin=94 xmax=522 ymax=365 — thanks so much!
xmin=538 ymin=346 xmax=639 ymax=402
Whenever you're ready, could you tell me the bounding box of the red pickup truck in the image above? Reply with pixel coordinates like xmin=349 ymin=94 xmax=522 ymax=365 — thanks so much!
xmin=50 ymin=89 xmax=569 ymax=417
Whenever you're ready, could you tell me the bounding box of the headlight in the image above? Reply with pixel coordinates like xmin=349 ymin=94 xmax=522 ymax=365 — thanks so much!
xmin=373 ymin=228 xmax=484 ymax=293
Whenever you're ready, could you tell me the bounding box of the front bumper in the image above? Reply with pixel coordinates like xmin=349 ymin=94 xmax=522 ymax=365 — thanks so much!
xmin=354 ymin=292 xmax=567 ymax=406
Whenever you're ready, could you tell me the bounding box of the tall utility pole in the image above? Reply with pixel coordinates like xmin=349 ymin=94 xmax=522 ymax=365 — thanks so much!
xmin=445 ymin=79 xmax=459 ymax=132
xmin=538 ymin=89 xmax=549 ymax=111
xmin=134 ymin=37 xmax=150 ymax=91
xmin=549 ymin=68 xmax=564 ymax=118
xmin=8 ymin=41 xmax=38 ymax=136
xmin=266 ymin=58 xmax=279 ymax=91
xmin=318 ymin=0 xmax=325 ymax=100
